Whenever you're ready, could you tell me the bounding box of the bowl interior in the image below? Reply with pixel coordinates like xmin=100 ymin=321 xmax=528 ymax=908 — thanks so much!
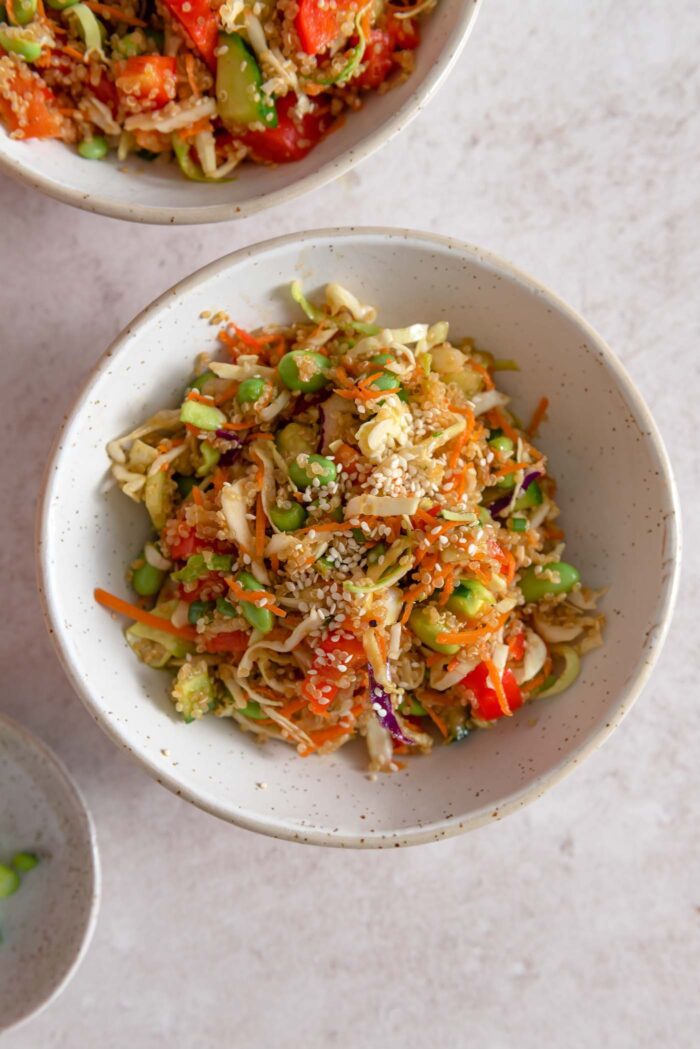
xmin=0 ymin=0 xmax=479 ymax=222
xmin=40 ymin=231 xmax=679 ymax=845
xmin=0 ymin=717 xmax=98 ymax=1031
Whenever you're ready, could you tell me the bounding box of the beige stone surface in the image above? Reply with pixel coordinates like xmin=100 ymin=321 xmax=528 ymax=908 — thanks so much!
xmin=1 ymin=1 xmax=698 ymax=1045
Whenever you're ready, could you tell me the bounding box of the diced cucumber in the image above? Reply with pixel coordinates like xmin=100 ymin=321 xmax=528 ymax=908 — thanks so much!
xmin=216 ymin=32 xmax=277 ymax=128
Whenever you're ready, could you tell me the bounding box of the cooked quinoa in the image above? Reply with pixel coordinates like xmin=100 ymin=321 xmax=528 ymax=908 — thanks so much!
xmin=98 ymin=281 xmax=605 ymax=772
xmin=0 ymin=0 xmax=434 ymax=177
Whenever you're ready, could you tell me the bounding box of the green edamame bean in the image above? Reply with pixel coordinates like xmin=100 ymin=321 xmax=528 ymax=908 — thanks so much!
xmin=78 ymin=136 xmax=108 ymax=160
xmin=275 ymin=422 xmax=317 ymax=459
xmin=514 ymin=481 xmax=543 ymax=510
xmin=132 ymin=558 xmax=165 ymax=597
xmin=488 ymin=434 xmax=514 ymax=454
xmin=289 ymin=453 xmax=337 ymax=490
xmin=370 ymin=353 xmax=393 ymax=366
xmin=447 ymin=580 xmax=494 ymax=621
xmin=0 ymin=864 xmax=19 ymax=898
xmin=370 ymin=371 xmax=402 ymax=393
xmin=237 ymin=572 xmax=274 ymax=633
xmin=12 ymin=852 xmax=39 ymax=872
xmin=216 ymin=597 xmax=237 ymax=617
xmin=519 ymin=562 xmax=580 ymax=603
xmin=278 ymin=350 xmax=330 ymax=393
xmin=496 ymin=473 xmax=516 ymax=490
xmin=237 ymin=377 xmax=266 ymax=405
xmin=188 ymin=600 xmax=214 ymax=625
xmin=408 ymin=606 xmax=460 ymax=655
xmin=269 ymin=502 xmax=308 ymax=531
xmin=9 ymin=0 xmax=37 ymax=26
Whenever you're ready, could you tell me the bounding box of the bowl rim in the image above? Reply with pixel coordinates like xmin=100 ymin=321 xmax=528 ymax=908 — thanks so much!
xmin=0 ymin=1 xmax=482 ymax=226
xmin=36 ymin=226 xmax=682 ymax=847
xmin=0 ymin=713 xmax=101 ymax=1033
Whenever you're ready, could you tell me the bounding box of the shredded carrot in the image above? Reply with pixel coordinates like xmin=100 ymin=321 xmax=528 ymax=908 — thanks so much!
xmin=270 ymin=553 xmax=280 ymax=575
xmin=400 ymin=600 xmax=415 ymax=626
xmin=300 ymin=723 xmax=353 ymax=754
xmin=213 ymin=382 xmax=238 ymax=405
xmin=435 ymin=614 xmax=507 ymax=647
xmin=249 ymin=432 xmax=275 ymax=441
xmin=94 ymin=588 xmax=197 ymax=641
xmin=376 ymin=632 xmax=388 ymax=663
xmin=437 ymin=567 xmax=457 ymax=607
xmin=255 ymin=493 xmax=265 ymax=559
xmin=490 ymin=408 xmax=519 ymax=443
xmin=59 ymin=44 xmax=85 ymax=61
xmin=357 ymin=370 xmax=384 ymax=390
xmin=185 ymin=52 xmax=199 ymax=98
xmin=187 ymin=390 xmax=215 ymax=406
xmin=297 ymin=521 xmax=353 ymax=535
xmin=279 ymin=698 xmax=307 ymax=719
xmin=523 ymin=657 xmax=553 ymax=695
xmin=192 ymin=485 xmax=204 ymax=507
xmin=447 ymin=429 xmax=466 ymax=471
xmin=219 ymin=420 xmax=255 ymax=431
xmin=491 ymin=461 xmax=533 ymax=479
xmin=212 ymin=468 xmax=226 ymax=493
xmin=84 ymin=1 xmax=146 ymax=25
xmin=423 ymin=705 xmax=448 ymax=737
xmin=425 ymin=650 xmax=446 ymax=667
xmin=469 ymin=360 xmax=494 ymax=390
xmin=528 ymin=396 xmax=549 ymax=437
xmin=484 ymin=657 xmax=512 ymax=716
xmin=5 ymin=0 xmax=16 ymax=20
xmin=226 ymin=578 xmax=287 ymax=617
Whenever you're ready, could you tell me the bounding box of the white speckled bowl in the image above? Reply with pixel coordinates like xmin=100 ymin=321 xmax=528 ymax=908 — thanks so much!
xmin=37 ymin=229 xmax=680 ymax=847
xmin=0 ymin=1 xmax=480 ymax=224
xmin=0 ymin=715 xmax=100 ymax=1032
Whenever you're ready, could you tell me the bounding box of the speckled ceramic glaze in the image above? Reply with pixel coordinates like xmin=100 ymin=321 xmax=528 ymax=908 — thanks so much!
xmin=0 ymin=716 xmax=100 ymax=1032
xmin=37 ymin=229 xmax=680 ymax=847
xmin=0 ymin=2 xmax=480 ymax=225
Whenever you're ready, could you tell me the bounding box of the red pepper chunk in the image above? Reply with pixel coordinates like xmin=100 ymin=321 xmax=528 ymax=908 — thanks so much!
xmin=202 ymin=631 xmax=250 ymax=654
xmin=115 ymin=56 xmax=177 ymax=111
xmin=353 ymin=29 xmax=394 ymax=90
xmin=241 ymin=94 xmax=331 ymax=163
xmin=162 ymin=0 xmax=219 ymax=71
xmin=0 ymin=66 xmax=62 ymax=140
xmin=462 ymin=663 xmax=524 ymax=722
xmin=168 ymin=533 xmax=207 ymax=561
xmin=295 ymin=0 xmax=359 ymax=56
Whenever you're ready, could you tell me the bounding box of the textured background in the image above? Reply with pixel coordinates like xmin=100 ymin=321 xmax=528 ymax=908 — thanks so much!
xmin=2 ymin=1 xmax=699 ymax=1045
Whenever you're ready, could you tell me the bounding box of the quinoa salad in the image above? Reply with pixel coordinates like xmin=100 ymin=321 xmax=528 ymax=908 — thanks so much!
xmin=97 ymin=282 xmax=605 ymax=772
xmin=0 ymin=0 xmax=433 ymax=176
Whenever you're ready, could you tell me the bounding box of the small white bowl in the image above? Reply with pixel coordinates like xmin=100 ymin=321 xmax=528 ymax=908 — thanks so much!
xmin=0 ymin=715 xmax=100 ymax=1032
xmin=0 ymin=1 xmax=481 ymax=224
xmin=37 ymin=228 xmax=680 ymax=847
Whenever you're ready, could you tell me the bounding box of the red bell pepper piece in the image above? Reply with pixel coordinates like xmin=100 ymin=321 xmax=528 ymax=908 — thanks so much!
xmin=295 ymin=0 xmax=359 ymax=56
xmin=162 ymin=0 xmax=219 ymax=71
xmin=462 ymin=663 xmax=524 ymax=722
xmin=168 ymin=533 xmax=207 ymax=561
xmin=202 ymin=631 xmax=250 ymax=654
xmin=387 ymin=12 xmax=420 ymax=50
xmin=115 ymin=56 xmax=177 ymax=111
xmin=241 ymin=94 xmax=330 ymax=163
xmin=353 ymin=28 xmax=394 ymax=90
xmin=0 ymin=66 xmax=62 ymax=139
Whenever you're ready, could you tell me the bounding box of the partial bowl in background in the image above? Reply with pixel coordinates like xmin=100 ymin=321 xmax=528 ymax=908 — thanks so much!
xmin=37 ymin=228 xmax=680 ymax=846
xmin=0 ymin=0 xmax=481 ymax=224
xmin=0 ymin=715 xmax=100 ymax=1032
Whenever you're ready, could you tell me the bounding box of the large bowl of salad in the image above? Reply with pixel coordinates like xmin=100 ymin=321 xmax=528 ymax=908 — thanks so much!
xmin=37 ymin=228 xmax=680 ymax=846
xmin=0 ymin=0 xmax=481 ymax=223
